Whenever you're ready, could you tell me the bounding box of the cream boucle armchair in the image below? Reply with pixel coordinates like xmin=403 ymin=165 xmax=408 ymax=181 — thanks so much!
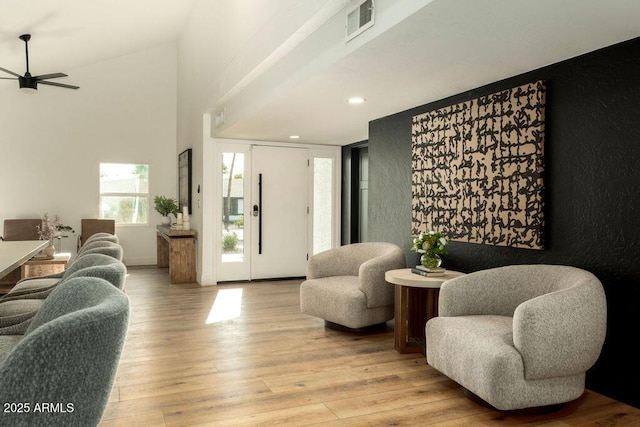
xmin=300 ymin=242 xmax=406 ymax=330
xmin=425 ymin=264 xmax=607 ymax=411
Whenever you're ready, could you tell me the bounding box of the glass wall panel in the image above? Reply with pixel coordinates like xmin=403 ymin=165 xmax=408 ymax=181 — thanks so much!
xmin=222 ymin=153 xmax=245 ymax=263
xmin=313 ymin=157 xmax=333 ymax=254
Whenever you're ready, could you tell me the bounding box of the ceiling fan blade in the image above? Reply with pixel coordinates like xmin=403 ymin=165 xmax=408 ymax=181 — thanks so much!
xmin=34 ymin=72 xmax=68 ymax=80
xmin=0 ymin=77 xmax=18 ymax=80
xmin=39 ymin=80 xmax=80 ymax=90
xmin=0 ymin=67 xmax=22 ymax=78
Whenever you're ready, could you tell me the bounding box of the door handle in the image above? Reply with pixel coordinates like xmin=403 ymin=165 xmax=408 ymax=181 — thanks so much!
xmin=257 ymin=173 xmax=263 ymax=254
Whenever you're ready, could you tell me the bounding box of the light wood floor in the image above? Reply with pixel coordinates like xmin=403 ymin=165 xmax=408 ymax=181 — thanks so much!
xmin=100 ymin=267 xmax=640 ymax=426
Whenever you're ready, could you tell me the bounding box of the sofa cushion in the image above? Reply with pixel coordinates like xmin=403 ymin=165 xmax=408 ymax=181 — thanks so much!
xmin=0 ymin=299 xmax=44 ymax=324
xmin=426 ymin=314 xmax=586 ymax=410
xmin=0 ymin=278 xmax=59 ymax=302
xmin=78 ymin=245 xmax=123 ymax=261
xmin=66 ymin=261 xmax=127 ymax=290
xmin=0 ymin=276 xmax=130 ymax=426
xmin=300 ymin=276 xmax=393 ymax=329
xmin=3 ymin=253 xmax=126 ymax=302
xmin=0 ymin=299 xmax=44 ymax=334
xmin=0 ymin=335 xmax=22 ymax=362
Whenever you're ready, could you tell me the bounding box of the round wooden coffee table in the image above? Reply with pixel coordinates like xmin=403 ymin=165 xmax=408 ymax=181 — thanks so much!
xmin=385 ymin=268 xmax=465 ymax=354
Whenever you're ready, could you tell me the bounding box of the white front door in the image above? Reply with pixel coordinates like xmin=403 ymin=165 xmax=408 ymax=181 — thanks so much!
xmin=214 ymin=141 xmax=339 ymax=283
xmin=250 ymin=145 xmax=308 ymax=279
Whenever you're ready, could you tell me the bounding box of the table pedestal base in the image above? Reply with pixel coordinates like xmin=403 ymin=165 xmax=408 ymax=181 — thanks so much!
xmin=385 ymin=268 xmax=465 ymax=355
xmin=394 ymin=285 xmax=439 ymax=354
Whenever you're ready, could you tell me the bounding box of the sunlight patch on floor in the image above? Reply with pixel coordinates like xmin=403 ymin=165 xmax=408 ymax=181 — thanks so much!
xmin=206 ymin=288 xmax=243 ymax=324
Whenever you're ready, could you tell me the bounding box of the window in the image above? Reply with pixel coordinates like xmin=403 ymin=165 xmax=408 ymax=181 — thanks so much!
xmin=100 ymin=163 xmax=149 ymax=225
xmin=221 ymin=152 xmax=245 ymax=263
xmin=313 ymin=157 xmax=334 ymax=254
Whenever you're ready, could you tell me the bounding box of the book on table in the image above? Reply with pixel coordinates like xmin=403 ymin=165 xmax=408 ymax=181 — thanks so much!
xmin=411 ymin=265 xmax=446 ymax=277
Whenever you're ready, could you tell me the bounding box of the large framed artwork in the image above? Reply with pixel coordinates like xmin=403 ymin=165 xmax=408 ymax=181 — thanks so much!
xmin=412 ymin=80 xmax=546 ymax=250
xmin=178 ymin=148 xmax=192 ymax=215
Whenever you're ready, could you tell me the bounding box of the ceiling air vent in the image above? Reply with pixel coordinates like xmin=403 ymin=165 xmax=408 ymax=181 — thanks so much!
xmin=214 ymin=107 xmax=226 ymax=128
xmin=346 ymin=0 xmax=374 ymax=42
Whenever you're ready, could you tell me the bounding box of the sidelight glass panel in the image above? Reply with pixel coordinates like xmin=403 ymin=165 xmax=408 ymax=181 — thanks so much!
xmin=359 ymin=149 xmax=369 ymax=242
xmin=222 ymin=152 xmax=245 ymax=263
xmin=313 ymin=157 xmax=333 ymax=254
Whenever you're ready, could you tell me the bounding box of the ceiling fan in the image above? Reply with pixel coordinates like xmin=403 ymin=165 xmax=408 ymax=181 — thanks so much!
xmin=0 ymin=34 xmax=79 ymax=91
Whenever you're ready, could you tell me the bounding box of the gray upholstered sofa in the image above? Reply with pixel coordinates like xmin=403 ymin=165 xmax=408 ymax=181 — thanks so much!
xmin=76 ymin=238 xmax=123 ymax=260
xmin=0 ymin=276 xmax=130 ymax=426
xmin=300 ymin=242 xmax=406 ymax=330
xmin=0 ymin=236 xmax=125 ymax=335
xmin=425 ymin=264 xmax=607 ymax=411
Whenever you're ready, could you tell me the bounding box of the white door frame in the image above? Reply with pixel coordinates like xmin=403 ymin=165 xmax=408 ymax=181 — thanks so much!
xmin=211 ymin=138 xmax=341 ymax=283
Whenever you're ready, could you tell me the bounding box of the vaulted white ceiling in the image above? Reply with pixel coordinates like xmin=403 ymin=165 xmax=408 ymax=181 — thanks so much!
xmin=2 ymin=0 xmax=640 ymax=146
xmin=0 ymin=0 xmax=195 ymax=72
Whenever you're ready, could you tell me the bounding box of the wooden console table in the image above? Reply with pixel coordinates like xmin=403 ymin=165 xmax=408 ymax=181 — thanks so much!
xmin=22 ymin=252 xmax=71 ymax=279
xmin=156 ymin=225 xmax=196 ymax=284
xmin=385 ymin=268 xmax=465 ymax=354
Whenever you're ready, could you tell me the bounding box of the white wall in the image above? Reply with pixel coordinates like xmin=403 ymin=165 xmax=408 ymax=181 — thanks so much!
xmin=0 ymin=43 xmax=177 ymax=266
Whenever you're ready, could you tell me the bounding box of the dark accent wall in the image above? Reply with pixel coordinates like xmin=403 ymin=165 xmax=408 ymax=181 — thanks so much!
xmin=367 ymin=37 xmax=640 ymax=408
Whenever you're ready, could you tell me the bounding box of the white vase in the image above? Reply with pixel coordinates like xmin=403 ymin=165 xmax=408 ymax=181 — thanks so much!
xmin=160 ymin=216 xmax=171 ymax=225
xmin=44 ymin=243 xmax=56 ymax=259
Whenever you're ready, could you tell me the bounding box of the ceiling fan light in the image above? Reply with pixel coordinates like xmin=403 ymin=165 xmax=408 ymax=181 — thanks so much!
xmin=3 ymin=34 xmax=77 ymax=92
xmin=18 ymin=76 xmax=37 ymax=92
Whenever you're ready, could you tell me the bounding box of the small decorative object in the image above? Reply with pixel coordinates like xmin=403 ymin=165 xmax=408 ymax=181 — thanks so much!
xmin=171 ymin=212 xmax=184 ymax=231
xmin=411 ymin=266 xmax=445 ymax=277
xmin=181 ymin=205 xmax=190 ymax=230
xmin=411 ymin=231 xmax=448 ymax=269
xmin=43 ymin=244 xmax=56 ymax=259
xmin=37 ymin=213 xmax=73 ymax=259
xmin=153 ymin=195 xmax=179 ymax=225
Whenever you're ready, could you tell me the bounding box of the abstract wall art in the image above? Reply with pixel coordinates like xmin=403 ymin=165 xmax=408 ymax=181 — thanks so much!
xmin=411 ymin=80 xmax=546 ymax=250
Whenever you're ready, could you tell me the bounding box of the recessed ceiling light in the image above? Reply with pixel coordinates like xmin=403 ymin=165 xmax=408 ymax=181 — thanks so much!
xmin=348 ymin=97 xmax=366 ymax=104
xmin=289 ymin=135 xmax=300 ymax=139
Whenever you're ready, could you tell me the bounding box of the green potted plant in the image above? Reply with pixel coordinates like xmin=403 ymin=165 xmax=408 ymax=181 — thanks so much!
xmin=411 ymin=230 xmax=449 ymax=269
xmin=154 ymin=195 xmax=179 ymax=225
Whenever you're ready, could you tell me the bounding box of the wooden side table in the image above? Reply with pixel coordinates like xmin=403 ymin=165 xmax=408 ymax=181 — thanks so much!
xmin=385 ymin=268 xmax=465 ymax=354
xmin=156 ymin=225 xmax=196 ymax=284
xmin=21 ymin=252 xmax=71 ymax=279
